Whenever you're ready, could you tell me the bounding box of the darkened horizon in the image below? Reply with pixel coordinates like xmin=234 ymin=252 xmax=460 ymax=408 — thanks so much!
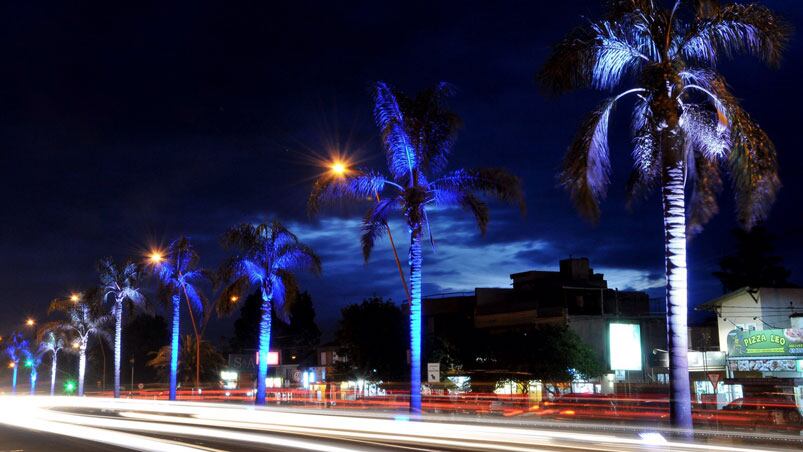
xmin=2 ymin=0 xmax=802 ymax=338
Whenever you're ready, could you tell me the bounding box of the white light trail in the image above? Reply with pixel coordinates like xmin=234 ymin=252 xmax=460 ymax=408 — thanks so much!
xmin=0 ymin=396 xmax=793 ymax=452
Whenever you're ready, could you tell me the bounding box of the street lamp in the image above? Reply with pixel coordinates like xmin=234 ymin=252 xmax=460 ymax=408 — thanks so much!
xmin=148 ymin=250 xmax=164 ymax=265
xmin=25 ymin=318 xmax=35 ymax=327
xmin=69 ymin=293 xmax=81 ymax=303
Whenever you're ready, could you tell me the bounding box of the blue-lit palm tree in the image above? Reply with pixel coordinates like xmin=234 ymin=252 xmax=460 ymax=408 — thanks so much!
xmin=24 ymin=348 xmax=43 ymax=395
xmin=217 ymin=221 xmax=321 ymax=406
xmin=38 ymin=331 xmax=66 ymax=396
xmin=309 ymin=82 xmax=525 ymax=413
xmin=539 ymin=0 xmax=789 ymax=429
xmin=46 ymin=291 xmax=112 ymax=396
xmin=152 ymin=237 xmax=209 ymax=400
xmin=98 ymin=258 xmax=146 ymax=398
xmin=4 ymin=332 xmax=28 ymax=394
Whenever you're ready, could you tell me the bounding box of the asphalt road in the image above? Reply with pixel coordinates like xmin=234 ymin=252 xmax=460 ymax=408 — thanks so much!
xmin=1 ymin=396 xmax=801 ymax=452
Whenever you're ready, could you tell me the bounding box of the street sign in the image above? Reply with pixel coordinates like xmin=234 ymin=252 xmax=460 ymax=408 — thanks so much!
xmin=707 ymin=372 xmax=720 ymax=392
xmin=427 ymin=363 xmax=440 ymax=383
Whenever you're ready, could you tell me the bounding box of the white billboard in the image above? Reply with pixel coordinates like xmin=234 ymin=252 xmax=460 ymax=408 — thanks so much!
xmin=609 ymin=323 xmax=642 ymax=371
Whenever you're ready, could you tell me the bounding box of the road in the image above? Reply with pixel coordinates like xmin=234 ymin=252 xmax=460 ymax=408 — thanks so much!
xmin=0 ymin=396 xmax=800 ymax=451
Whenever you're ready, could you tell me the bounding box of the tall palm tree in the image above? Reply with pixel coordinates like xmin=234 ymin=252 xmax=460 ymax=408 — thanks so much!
xmin=46 ymin=291 xmax=112 ymax=396
xmin=98 ymin=258 xmax=146 ymax=398
xmin=309 ymin=82 xmax=525 ymax=413
xmin=38 ymin=331 xmax=65 ymax=396
xmin=217 ymin=221 xmax=321 ymax=406
xmin=4 ymin=332 xmax=28 ymax=394
xmin=24 ymin=348 xmax=43 ymax=395
xmin=539 ymin=0 xmax=789 ymax=429
xmin=152 ymin=236 xmax=209 ymax=400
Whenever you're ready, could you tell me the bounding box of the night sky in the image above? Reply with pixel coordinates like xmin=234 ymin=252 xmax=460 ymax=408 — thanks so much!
xmin=2 ymin=1 xmax=802 ymax=339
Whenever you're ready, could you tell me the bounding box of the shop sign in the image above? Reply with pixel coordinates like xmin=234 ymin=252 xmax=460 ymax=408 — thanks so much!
xmin=727 ymin=328 xmax=803 ymax=358
xmin=729 ymin=359 xmax=799 ymax=372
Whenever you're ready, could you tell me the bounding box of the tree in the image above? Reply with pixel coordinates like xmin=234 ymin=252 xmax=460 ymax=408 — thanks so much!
xmin=217 ymin=221 xmax=321 ymax=405
xmin=309 ymin=82 xmax=525 ymax=412
xmin=123 ymin=313 xmax=169 ymax=386
xmin=23 ymin=347 xmax=43 ymax=395
xmin=272 ymin=292 xmax=322 ymax=365
xmin=713 ymin=226 xmax=792 ymax=292
xmin=229 ymin=291 xmax=261 ymax=352
xmin=539 ymin=0 xmax=789 ymax=429
xmin=152 ymin=237 xmax=210 ymax=399
xmin=4 ymin=332 xmax=29 ymax=394
xmin=147 ymin=335 xmax=224 ymax=384
xmin=98 ymin=258 xmax=147 ymax=398
xmin=45 ymin=290 xmax=112 ymax=396
xmin=335 ymin=297 xmax=408 ymax=381
xmin=37 ymin=331 xmax=66 ymax=396
xmin=487 ymin=325 xmax=604 ymax=384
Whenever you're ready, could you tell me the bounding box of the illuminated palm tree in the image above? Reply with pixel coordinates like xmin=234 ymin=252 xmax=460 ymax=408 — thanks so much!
xmin=152 ymin=237 xmax=210 ymax=400
xmin=98 ymin=258 xmax=146 ymax=398
xmin=309 ymin=82 xmax=525 ymax=413
xmin=539 ymin=0 xmax=789 ymax=429
xmin=24 ymin=348 xmax=43 ymax=395
xmin=4 ymin=332 xmax=28 ymax=394
xmin=217 ymin=221 xmax=321 ymax=406
xmin=45 ymin=291 xmax=112 ymax=396
xmin=38 ymin=331 xmax=65 ymax=396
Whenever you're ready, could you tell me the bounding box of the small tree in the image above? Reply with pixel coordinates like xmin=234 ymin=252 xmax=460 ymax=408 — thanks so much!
xmin=147 ymin=335 xmax=224 ymax=383
xmin=45 ymin=290 xmax=112 ymax=396
xmin=38 ymin=331 xmax=66 ymax=396
xmin=335 ymin=297 xmax=408 ymax=382
xmin=4 ymin=332 xmax=29 ymax=394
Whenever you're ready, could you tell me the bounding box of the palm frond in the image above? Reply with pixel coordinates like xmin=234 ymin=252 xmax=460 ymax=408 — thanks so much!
xmin=373 ymin=81 xmax=416 ymax=180
xmin=687 ymin=153 xmax=723 ymax=236
xmin=360 ymin=198 xmax=395 ymax=261
xmin=680 ymin=3 xmax=790 ymax=66
xmin=430 ymin=168 xmax=525 ymax=213
xmin=561 ymin=97 xmax=617 ymax=221
xmin=727 ymin=110 xmax=780 ymax=228
xmin=308 ymin=172 xmax=387 ymax=216
xmin=272 ymin=270 xmax=300 ymax=324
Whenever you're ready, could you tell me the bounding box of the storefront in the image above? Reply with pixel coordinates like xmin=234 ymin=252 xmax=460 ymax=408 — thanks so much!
xmin=725 ymin=327 xmax=803 ymax=414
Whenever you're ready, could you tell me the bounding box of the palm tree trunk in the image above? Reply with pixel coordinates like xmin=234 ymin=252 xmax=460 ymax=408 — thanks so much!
xmin=256 ymin=292 xmax=273 ymax=406
xmin=408 ymin=229 xmax=423 ymax=414
xmin=662 ymin=160 xmax=693 ymax=430
xmin=169 ymin=294 xmax=180 ymax=401
xmin=50 ymin=351 xmax=58 ymax=396
xmin=78 ymin=342 xmax=87 ymax=397
xmin=30 ymin=367 xmax=37 ymax=395
xmin=114 ymin=300 xmax=123 ymax=398
xmin=12 ymin=365 xmax=17 ymax=394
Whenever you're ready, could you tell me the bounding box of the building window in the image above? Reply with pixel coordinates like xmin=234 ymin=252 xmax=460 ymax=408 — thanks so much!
xmin=656 ymin=373 xmax=669 ymax=384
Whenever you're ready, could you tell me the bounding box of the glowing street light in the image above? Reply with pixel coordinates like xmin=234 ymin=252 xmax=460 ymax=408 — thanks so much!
xmin=330 ymin=160 xmax=348 ymax=177
xmin=25 ymin=318 xmax=35 ymax=327
xmin=8 ymin=361 xmax=14 ymax=369
xmin=229 ymin=295 xmax=239 ymax=303
xmin=69 ymin=293 xmax=81 ymax=303
xmin=148 ymin=250 xmax=164 ymax=265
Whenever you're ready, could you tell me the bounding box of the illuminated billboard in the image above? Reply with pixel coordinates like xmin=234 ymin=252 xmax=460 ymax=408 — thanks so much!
xmin=609 ymin=323 xmax=642 ymax=371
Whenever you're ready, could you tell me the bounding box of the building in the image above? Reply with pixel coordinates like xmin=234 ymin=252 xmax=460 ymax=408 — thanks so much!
xmin=698 ymin=287 xmax=803 ymax=407
xmin=424 ymin=257 xmax=668 ymax=394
